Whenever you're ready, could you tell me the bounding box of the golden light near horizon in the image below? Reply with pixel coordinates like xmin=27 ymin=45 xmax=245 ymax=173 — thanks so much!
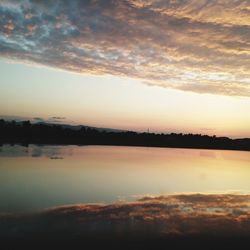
xmin=0 ymin=0 xmax=250 ymax=138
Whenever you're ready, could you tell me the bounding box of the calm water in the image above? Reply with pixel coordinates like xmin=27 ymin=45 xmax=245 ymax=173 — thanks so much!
xmin=0 ymin=144 xmax=250 ymax=212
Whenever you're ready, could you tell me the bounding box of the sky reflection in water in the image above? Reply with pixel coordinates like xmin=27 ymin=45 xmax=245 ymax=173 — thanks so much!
xmin=0 ymin=145 xmax=250 ymax=212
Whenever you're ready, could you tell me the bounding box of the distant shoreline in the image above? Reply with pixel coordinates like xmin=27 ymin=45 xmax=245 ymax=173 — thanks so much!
xmin=1 ymin=142 xmax=250 ymax=153
xmin=1 ymin=119 xmax=250 ymax=152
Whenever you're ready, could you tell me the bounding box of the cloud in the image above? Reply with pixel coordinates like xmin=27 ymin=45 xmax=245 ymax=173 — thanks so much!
xmin=32 ymin=116 xmax=66 ymax=123
xmin=47 ymin=116 xmax=66 ymax=123
xmin=33 ymin=117 xmax=44 ymax=122
xmin=1 ymin=0 xmax=250 ymax=96
xmin=0 ymin=115 xmax=66 ymax=124
xmin=51 ymin=117 xmax=65 ymax=120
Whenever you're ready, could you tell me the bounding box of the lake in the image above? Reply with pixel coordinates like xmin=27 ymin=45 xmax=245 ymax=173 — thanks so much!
xmin=0 ymin=144 xmax=250 ymax=212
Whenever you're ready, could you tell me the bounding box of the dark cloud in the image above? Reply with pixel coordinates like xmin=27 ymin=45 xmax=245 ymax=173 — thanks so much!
xmin=33 ymin=116 xmax=66 ymax=123
xmin=47 ymin=117 xmax=66 ymax=123
xmin=0 ymin=115 xmax=66 ymax=124
xmin=0 ymin=115 xmax=25 ymax=122
xmin=1 ymin=0 xmax=250 ymax=96
xmin=51 ymin=117 xmax=65 ymax=120
xmin=33 ymin=117 xmax=44 ymax=122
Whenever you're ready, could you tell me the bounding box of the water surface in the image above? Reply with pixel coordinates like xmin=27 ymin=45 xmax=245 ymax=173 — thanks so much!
xmin=0 ymin=144 xmax=250 ymax=212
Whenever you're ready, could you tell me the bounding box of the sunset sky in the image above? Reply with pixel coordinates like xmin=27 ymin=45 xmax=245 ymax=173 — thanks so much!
xmin=0 ymin=0 xmax=250 ymax=138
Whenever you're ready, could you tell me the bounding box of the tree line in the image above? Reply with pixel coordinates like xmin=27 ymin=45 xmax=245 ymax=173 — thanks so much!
xmin=0 ymin=119 xmax=249 ymax=151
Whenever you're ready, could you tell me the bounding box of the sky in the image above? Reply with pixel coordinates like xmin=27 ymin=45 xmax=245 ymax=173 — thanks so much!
xmin=0 ymin=0 xmax=250 ymax=138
